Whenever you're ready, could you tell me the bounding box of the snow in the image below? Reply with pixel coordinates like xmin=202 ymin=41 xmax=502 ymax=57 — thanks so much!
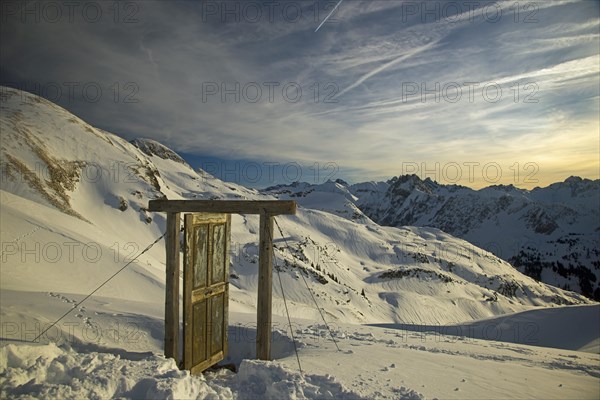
xmin=0 ymin=342 xmax=368 ymax=399
xmin=263 ymin=180 xmax=369 ymax=223
xmin=288 ymin=317 xmax=600 ymax=399
xmin=346 ymin=174 xmax=600 ymax=299
xmin=2 ymin=311 xmax=599 ymax=399
xmin=1 ymin=87 xmax=599 ymax=399
xmin=1 ymin=343 xmax=225 ymax=400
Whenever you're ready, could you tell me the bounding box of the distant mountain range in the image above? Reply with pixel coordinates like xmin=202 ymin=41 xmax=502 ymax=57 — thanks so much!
xmin=264 ymin=175 xmax=600 ymax=300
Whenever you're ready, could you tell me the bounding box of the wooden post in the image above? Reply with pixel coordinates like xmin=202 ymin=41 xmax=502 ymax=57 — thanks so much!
xmin=164 ymin=212 xmax=180 ymax=362
xmin=257 ymin=210 xmax=273 ymax=360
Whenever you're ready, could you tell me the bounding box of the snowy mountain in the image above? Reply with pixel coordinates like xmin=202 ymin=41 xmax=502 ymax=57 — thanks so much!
xmin=267 ymin=174 xmax=600 ymax=300
xmin=262 ymin=180 xmax=371 ymax=223
xmin=1 ymin=87 xmax=598 ymax=399
xmin=347 ymin=175 xmax=600 ymax=300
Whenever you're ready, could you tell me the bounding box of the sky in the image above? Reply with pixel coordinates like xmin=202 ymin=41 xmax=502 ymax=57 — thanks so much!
xmin=1 ymin=0 xmax=599 ymax=189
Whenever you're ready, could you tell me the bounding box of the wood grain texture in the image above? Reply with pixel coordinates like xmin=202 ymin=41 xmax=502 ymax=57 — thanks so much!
xmin=164 ymin=212 xmax=180 ymax=363
xmin=257 ymin=211 xmax=274 ymax=360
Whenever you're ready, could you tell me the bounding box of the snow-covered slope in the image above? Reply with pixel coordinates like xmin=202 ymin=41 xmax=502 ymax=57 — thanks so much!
xmin=266 ymin=175 xmax=600 ymax=300
xmin=1 ymin=87 xmax=598 ymax=399
xmin=263 ymin=180 xmax=371 ymax=223
xmin=346 ymin=175 xmax=600 ymax=300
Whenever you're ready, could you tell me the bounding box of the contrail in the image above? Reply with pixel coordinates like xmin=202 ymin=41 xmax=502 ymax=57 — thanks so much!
xmin=336 ymin=41 xmax=437 ymax=99
xmin=315 ymin=0 xmax=344 ymax=32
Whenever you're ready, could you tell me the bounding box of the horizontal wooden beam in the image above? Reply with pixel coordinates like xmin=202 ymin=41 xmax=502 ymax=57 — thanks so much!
xmin=148 ymin=200 xmax=296 ymax=215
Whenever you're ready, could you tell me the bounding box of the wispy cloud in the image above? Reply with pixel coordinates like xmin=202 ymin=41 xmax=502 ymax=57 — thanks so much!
xmin=0 ymin=0 xmax=598 ymax=188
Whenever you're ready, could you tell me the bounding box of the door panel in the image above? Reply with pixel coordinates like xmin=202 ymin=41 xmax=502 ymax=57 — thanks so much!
xmin=211 ymin=293 xmax=224 ymax=355
xmin=211 ymin=224 xmax=226 ymax=285
xmin=184 ymin=213 xmax=230 ymax=374
xmin=192 ymin=300 xmax=207 ymax=364
xmin=193 ymin=225 xmax=208 ymax=289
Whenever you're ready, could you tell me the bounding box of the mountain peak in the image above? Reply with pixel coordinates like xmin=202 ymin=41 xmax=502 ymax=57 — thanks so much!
xmin=388 ymin=174 xmax=422 ymax=185
xmin=483 ymin=183 xmax=523 ymax=194
xmin=387 ymin=174 xmax=438 ymax=195
xmin=564 ymin=176 xmax=583 ymax=184
xmin=130 ymin=138 xmax=188 ymax=165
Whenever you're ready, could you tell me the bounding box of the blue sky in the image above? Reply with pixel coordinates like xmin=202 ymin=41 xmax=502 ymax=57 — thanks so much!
xmin=1 ymin=0 xmax=598 ymax=188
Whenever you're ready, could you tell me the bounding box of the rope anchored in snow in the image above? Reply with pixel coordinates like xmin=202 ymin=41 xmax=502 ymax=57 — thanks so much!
xmin=265 ymin=212 xmax=303 ymax=374
xmin=272 ymin=217 xmax=341 ymax=352
xmin=32 ymin=232 xmax=166 ymax=343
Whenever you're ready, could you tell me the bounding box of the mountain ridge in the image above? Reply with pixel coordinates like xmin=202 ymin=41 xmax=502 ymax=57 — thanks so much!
xmin=264 ymin=174 xmax=599 ymax=299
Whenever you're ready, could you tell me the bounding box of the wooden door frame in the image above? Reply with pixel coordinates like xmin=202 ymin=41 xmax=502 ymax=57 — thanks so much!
xmin=148 ymin=200 xmax=296 ymax=368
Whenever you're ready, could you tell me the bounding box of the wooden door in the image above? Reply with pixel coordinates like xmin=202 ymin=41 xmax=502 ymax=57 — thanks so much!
xmin=183 ymin=213 xmax=230 ymax=374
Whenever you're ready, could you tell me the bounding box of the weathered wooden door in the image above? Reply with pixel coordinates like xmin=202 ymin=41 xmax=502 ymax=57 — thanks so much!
xmin=183 ymin=213 xmax=230 ymax=374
